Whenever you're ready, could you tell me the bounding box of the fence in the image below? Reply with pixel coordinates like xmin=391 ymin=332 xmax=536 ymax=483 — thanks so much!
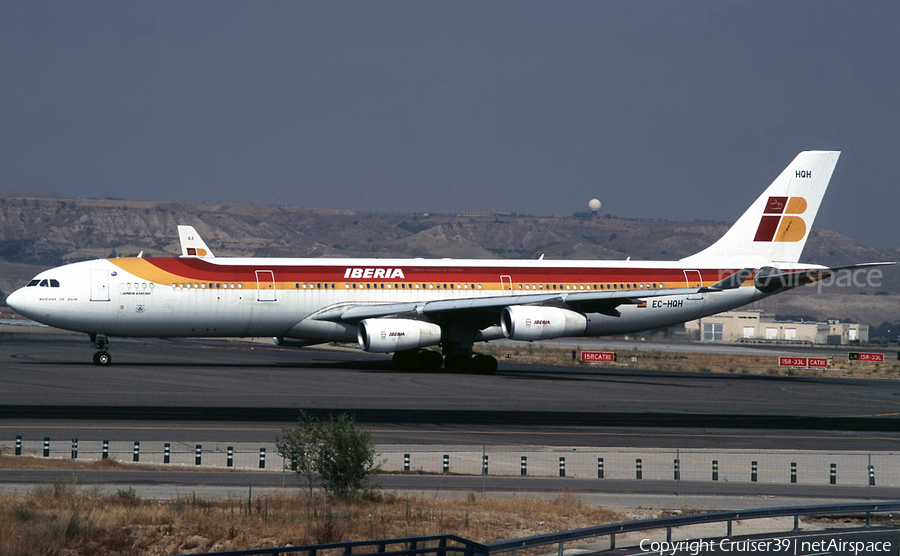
xmin=186 ymin=501 xmax=900 ymax=556
xmin=6 ymin=438 xmax=900 ymax=487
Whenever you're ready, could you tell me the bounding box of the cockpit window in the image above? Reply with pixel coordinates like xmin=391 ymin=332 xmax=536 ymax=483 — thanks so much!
xmin=29 ymin=278 xmax=60 ymax=287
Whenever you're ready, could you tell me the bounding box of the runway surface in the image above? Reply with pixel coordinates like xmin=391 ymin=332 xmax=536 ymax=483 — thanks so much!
xmin=3 ymin=331 xmax=900 ymax=450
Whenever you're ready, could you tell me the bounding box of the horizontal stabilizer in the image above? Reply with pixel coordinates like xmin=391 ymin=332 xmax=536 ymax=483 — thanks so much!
xmin=755 ymin=262 xmax=895 ymax=294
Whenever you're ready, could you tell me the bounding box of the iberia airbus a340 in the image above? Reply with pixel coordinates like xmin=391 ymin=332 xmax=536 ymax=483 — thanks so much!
xmin=5 ymin=151 xmax=891 ymax=372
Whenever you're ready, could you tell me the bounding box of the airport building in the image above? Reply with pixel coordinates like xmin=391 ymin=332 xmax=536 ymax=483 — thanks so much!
xmin=685 ymin=310 xmax=868 ymax=345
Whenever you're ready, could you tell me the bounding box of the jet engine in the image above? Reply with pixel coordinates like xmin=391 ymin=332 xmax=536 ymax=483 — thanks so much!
xmin=358 ymin=318 xmax=442 ymax=353
xmin=500 ymin=306 xmax=587 ymax=341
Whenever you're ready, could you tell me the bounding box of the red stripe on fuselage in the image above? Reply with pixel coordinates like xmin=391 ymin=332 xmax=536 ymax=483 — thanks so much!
xmin=144 ymin=258 xmax=738 ymax=285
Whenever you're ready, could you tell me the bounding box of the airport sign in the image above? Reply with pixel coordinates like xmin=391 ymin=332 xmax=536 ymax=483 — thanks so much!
xmin=779 ymin=356 xmax=808 ymax=368
xmin=848 ymin=352 xmax=884 ymax=362
xmin=778 ymin=356 xmax=830 ymax=369
xmin=581 ymin=351 xmax=616 ymax=362
xmin=807 ymin=357 xmax=829 ymax=368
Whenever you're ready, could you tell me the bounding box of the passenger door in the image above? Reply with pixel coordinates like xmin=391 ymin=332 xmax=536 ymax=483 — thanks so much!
xmin=683 ymin=270 xmax=705 ymax=300
xmin=500 ymin=275 xmax=513 ymax=295
xmin=90 ymin=269 xmax=109 ymax=302
xmin=256 ymin=270 xmax=276 ymax=302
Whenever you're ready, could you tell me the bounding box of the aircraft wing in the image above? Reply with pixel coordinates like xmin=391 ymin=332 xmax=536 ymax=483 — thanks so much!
xmin=311 ymin=287 xmax=704 ymax=325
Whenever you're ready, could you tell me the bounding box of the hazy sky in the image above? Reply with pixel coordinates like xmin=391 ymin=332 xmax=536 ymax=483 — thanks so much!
xmin=2 ymin=2 xmax=898 ymax=248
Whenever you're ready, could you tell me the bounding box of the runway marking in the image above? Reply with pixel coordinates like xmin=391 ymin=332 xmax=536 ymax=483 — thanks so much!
xmin=1 ymin=425 xmax=898 ymax=444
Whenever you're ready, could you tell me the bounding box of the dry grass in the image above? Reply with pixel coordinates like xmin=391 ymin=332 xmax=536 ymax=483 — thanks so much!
xmin=0 ymin=455 xmax=215 ymax=473
xmin=479 ymin=343 xmax=900 ymax=380
xmin=0 ymin=481 xmax=623 ymax=555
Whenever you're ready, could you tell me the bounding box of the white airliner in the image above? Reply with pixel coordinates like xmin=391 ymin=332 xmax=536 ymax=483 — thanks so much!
xmin=5 ymin=151 xmax=891 ymax=372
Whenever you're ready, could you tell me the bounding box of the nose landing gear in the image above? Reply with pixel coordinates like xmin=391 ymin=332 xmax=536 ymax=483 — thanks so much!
xmin=90 ymin=334 xmax=111 ymax=366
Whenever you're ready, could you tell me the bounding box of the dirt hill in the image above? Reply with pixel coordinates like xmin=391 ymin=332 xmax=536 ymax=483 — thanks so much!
xmin=1 ymin=197 xmax=896 ymax=325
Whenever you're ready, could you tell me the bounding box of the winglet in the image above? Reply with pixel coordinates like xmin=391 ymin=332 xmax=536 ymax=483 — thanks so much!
xmin=177 ymin=225 xmax=215 ymax=258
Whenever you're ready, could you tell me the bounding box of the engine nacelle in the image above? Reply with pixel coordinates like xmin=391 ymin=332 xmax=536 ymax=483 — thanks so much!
xmin=500 ymin=306 xmax=587 ymax=341
xmin=358 ymin=318 xmax=442 ymax=353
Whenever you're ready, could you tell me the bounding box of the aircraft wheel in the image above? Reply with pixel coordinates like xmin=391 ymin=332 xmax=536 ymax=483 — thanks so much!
xmin=93 ymin=351 xmax=111 ymax=366
xmin=392 ymin=350 xmax=418 ymax=370
xmin=417 ymin=349 xmax=443 ymax=371
xmin=473 ymin=354 xmax=498 ymax=375
xmin=443 ymin=354 xmax=470 ymax=373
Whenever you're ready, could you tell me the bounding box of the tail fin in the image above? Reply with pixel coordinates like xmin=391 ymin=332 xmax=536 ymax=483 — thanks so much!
xmin=682 ymin=151 xmax=840 ymax=264
xmin=177 ymin=225 xmax=216 ymax=258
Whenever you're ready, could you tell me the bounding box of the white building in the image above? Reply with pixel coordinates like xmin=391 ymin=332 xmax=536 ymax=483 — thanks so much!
xmin=685 ymin=310 xmax=868 ymax=345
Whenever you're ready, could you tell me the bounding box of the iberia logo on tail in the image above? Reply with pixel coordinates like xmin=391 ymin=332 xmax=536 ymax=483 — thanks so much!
xmin=753 ymin=196 xmax=807 ymax=242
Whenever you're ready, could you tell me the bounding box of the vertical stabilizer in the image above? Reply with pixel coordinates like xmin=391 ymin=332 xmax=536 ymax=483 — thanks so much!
xmin=177 ymin=225 xmax=216 ymax=258
xmin=682 ymin=151 xmax=840 ymax=264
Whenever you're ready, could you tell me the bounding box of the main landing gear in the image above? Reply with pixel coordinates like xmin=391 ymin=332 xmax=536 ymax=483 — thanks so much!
xmin=90 ymin=334 xmax=111 ymax=366
xmin=391 ymin=349 xmax=498 ymax=374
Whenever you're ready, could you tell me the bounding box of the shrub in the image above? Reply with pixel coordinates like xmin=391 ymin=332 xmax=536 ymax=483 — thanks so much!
xmin=277 ymin=412 xmax=381 ymax=499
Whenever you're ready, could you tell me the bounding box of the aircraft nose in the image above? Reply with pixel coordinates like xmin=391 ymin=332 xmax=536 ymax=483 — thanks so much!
xmin=6 ymin=288 xmax=29 ymax=316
